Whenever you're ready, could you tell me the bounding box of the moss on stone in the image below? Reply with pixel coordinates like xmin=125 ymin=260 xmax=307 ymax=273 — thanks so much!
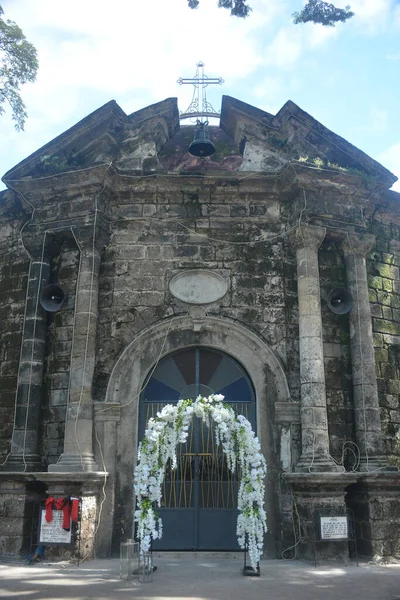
xmin=374 ymin=263 xmax=399 ymax=279
xmin=373 ymin=333 xmax=384 ymax=347
xmin=340 ymin=330 xmax=350 ymax=345
xmin=369 ymin=289 xmax=378 ymax=303
xmin=381 ymin=253 xmax=395 ymax=265
xmin=382 ymin=278 xmax=393 ymax=292
xmin=376 ymin=291 xmax=392 ymax=306
xmin=374 ymin=319 xmax=400 ymax=336
xmin=368 ymin=276 xmax=383 ymax=290
xmin=375 ymin=348 xmax=389 ymax=363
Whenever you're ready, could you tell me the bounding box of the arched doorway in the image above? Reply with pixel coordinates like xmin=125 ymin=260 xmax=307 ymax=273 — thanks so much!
xmin=138 ymin=347 xmax=256 ymax=550
xmin=103 ymin=316 xmax=290 ymax=557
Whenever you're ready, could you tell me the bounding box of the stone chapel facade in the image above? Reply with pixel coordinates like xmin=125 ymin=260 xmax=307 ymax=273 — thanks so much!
xmin=1 ymin=95 xmax=400 ymax=560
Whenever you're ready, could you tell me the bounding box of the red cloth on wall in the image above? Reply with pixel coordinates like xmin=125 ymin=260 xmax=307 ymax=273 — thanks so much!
xmin=45 ymin=497 xmax=55 ymax=523
xmin=55 ymin=497 xmax=71 ymax=531
xmin=70 ymin=497 xmax=79 ymax=522
xmin=44 ymin=496 xmax=80 ymax=530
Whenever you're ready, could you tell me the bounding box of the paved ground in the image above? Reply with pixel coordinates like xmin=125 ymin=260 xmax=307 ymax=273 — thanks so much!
xmin=1 ymin=554 xmax=400 ymax=600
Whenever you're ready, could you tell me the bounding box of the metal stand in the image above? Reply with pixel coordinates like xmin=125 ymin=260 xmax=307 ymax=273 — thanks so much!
xmin=76 ymin=498 xmax=82 ymax=567
xmin=242 ymin=539 xmax=260 ymax=576
xmin=138 ymin=551 xmax=153 ymax=583
xmin=120 ymin=539 xmax=139 ymax=579
xmin=28 ymin=501 xmax=42 ymax=561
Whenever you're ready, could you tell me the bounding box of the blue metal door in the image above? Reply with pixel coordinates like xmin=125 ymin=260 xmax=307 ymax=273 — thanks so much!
xmin=138 ymin=347 xmax=256 ymax=551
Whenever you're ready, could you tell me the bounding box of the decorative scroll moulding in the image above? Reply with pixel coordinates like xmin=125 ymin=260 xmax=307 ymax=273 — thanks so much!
xmin=169 ymin=270 xmax=228 ymax=305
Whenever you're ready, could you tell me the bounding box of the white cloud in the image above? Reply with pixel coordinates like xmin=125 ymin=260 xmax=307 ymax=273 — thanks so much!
xmin=0 ymin=0 xmax=283 ymax=181
xmin=352 ymin=107 xmax=388 ymax=133
xmin=334 ymin=0 xmax=394 ymax=30
xmin=263 ymin=28 xmax=304 ymax=68
xmin=395 ymin=4 xmax=400 ymax=25
xmin=0 ymin=0 xmax=399 ymax=191
xmin=261 ymin=19 xmax=339 ymax=70
xmin=377 ymin=143 xmax=400 ymax=191
xmin=1 ymin=0 xmax=275 ymax=120
xmin=370 ymin=107 xmax=388 ymax=132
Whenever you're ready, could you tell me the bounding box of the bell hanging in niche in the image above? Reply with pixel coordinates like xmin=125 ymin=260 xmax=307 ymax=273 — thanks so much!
xmin=188 ymin=120 xmax=216 ymax=157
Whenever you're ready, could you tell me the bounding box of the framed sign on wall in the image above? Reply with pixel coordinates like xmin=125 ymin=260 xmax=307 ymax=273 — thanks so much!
xmin=38 ymin=509 xmax=72 ymax=545
xmin=319 ymin=515 xmax=348 ymax=540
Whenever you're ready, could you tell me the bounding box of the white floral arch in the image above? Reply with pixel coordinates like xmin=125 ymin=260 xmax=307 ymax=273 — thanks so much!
xmin=134 ymin=394 xmax=267 ymax=569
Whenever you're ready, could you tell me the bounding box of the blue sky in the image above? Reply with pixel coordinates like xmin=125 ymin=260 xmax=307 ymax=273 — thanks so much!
xmin=1 ymin=0 xmax=400 ymax=190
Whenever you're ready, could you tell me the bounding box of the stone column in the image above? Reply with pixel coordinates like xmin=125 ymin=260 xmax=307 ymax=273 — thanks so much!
xmin=93 ymin=402 xmax=119 ymax=557
xmin=290 ymin=225 xmax=339 ymax=472
xmin=3 ymin=232 xmax=55 ymax=471
xmin=49 ymin=222 xmax=108 ymax=472
xmin=341 ymin=233 xmax=387 ymax=470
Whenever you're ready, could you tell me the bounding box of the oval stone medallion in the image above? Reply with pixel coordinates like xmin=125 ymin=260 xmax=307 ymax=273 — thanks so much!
xmin=169 ymin=270 xmax=228 ymax=305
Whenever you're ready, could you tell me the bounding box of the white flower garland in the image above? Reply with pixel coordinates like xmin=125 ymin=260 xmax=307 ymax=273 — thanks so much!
xmin=134 ymin=394 xmax=267 ymax=569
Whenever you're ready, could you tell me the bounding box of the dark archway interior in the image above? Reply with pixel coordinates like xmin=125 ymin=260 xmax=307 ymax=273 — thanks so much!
xmin=138 ymin=346 xmax=256 ymax=551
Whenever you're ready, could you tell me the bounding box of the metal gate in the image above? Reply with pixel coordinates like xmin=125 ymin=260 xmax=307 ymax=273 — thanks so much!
xmin=138 ymin=347 xmax=256 ymax=550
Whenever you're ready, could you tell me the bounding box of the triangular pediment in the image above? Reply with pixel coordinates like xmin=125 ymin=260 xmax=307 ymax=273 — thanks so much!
xmin=2 ymin=95 xmax=397 ymax=187
xmin=220 ymin=96 xmax=397 ymax=186
xmin=2 ymin=98 xmax=180 ymax=181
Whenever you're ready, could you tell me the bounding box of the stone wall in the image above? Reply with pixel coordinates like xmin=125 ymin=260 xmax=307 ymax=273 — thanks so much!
xmin=93 ymin=179 xmax=295 ymax=406
xmin=0 ymin=191 xmax=29 ymax=463
xmin=1 ymin=166 xmax=400 ymax=559
xmin=41 ymin=242 xmax=79 ymax=467
xmin=319 ymin=239 xmax=354 ymax=465
xmin=6 ymin=175 xmax=400 ymax=477
xmin=368 ymin=213 xmax=400 ymax=465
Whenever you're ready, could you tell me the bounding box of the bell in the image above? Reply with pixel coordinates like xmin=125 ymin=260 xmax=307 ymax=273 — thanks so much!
xmin=40 ymin=284 xmax=67 ymax=312
xmin=188 ymin=120 xmax=216 ymax=157
xmin=327 ymin=287 xmax=353 ymax=315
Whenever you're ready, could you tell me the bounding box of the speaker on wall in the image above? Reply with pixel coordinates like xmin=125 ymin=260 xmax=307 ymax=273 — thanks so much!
xmin=40 ymin=284 xmax=67 ymax=312
xmin=327 ymin=287 xmax=353 ymax=315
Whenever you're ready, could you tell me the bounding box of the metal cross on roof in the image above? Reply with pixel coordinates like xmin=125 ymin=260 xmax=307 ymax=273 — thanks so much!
xmin=177 ymin=61 xmax=224 ymax=121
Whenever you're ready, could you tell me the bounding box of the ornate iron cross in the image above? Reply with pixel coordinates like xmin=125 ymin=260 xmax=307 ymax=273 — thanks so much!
xmin=177 ymin=62 xmax=224 ymax=121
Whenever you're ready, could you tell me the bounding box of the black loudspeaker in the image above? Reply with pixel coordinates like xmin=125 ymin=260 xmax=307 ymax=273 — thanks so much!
xmin=40 ymin=284 xmax=66 ymax=312
xmin=327 ymin=287 xmax=353 ymax=314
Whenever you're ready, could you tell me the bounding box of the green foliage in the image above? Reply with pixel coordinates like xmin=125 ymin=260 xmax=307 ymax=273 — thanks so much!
xmin=293 ymin=0 xmax=354 ymax=26
xmin=217 ymin=0 xmax=251 ymax=18
xmin=188 ymin=0 xmax=355 ymax=24
xmin=313 ymin=157 xmax=324 ymax=168
xmin=0 ymin=4 xmax=38 ymax=130
xmin=187 ymin=0 xmax=251 ymax=18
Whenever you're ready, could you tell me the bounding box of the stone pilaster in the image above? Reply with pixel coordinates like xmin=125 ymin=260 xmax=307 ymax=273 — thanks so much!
xmin=3 ymin=232 xmax=57 ymax=471
xmin=49 ymin=220 xmax=109 ymax=472
xmin=93 ymin=402 xmax=120 ymax=557
xmin=290 ymin=225 xmax=340 ymax=472
xmin=346 ymin=474 xmax=400 ymax=556
xmin=0 ymin=480 xmax=29 ymax=554
xmin=341 ymin=233 xmax=388 ymax=471
xmin=285 ymin=474 xmax=349 ymax=561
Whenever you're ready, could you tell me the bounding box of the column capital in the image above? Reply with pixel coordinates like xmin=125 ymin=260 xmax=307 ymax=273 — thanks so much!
xmin=72 ymin=217 xmax=110 ymax=254
xmin=22 ymin=229 xmax=61 ymax=260
xmin=341 ymin=232 xmax=376 ymax=258
xmin=288 ymin=224 xmax=326 ymax=252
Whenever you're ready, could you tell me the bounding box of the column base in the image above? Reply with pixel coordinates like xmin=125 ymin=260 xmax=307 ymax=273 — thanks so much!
xmin=48 ymin=452 xmax=100 ymax=473
xmin=0 ymin=453 xmax=43 ymax=472
xmin=358 ymin=455 xmax=398 ymax=472
xmin=347 ymin=474 xmax=400 ymax=557
xmin=295 ymin=453 xmax=343 ymax=473
xmin=284 ymin=473 xmax=349 ymax=562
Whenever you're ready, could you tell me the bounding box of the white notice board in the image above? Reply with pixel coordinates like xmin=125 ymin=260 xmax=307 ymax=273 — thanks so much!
xmin=39 ymin=509 xmax=72 ymax=544
xmin=320 ymin=515 xmax=348 ymax=540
